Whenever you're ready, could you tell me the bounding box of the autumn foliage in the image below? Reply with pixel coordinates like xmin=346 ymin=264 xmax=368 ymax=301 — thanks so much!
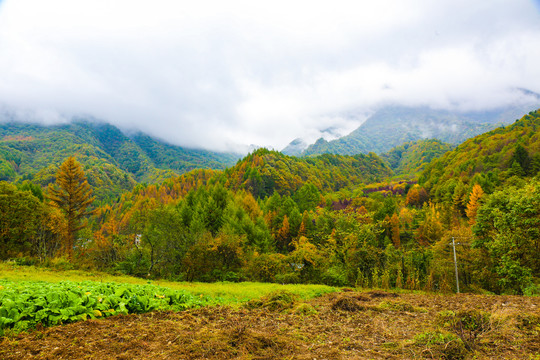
xmin=1 ymin=109 xmax=540 ymax=295
xmin=47 ymin=156 xmax=94 ymax=259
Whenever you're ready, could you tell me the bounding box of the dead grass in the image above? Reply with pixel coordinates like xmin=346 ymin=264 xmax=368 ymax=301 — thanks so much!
xmin=1 ymin=290 xmax=539 ymax=359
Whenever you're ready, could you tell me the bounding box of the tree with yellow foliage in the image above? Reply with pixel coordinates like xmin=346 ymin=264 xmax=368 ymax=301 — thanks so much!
xmin=48 ymin=156 xmax=94 ymax=260
xmin=466 ymin=184 xmax=484 ymax=225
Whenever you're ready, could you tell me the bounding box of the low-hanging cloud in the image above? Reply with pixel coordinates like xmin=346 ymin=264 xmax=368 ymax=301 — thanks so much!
xmin=0 ymin=0 xmax=539 ymax=152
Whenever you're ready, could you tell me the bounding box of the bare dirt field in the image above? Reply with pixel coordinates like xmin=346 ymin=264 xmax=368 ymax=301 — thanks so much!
xmin=1 ymin=290 xmax=539 ymax=359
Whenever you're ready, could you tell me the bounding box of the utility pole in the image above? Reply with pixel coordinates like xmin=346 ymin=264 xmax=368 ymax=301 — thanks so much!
xmin=451 ymin=237 xmax=460 ymax=294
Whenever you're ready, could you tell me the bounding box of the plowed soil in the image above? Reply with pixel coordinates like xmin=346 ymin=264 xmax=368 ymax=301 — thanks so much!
xmin=1 ymin=290 xmax=539 ymax=359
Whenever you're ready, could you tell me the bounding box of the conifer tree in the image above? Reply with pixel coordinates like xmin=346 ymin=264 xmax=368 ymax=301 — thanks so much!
xmin=298 ymin=211 xmax=310 ymax=238
xmin=48 ymin=156 xmax=94 ymax=259
xmin=466 ymin=184 xmax=484 ymax=225
xmin=452 ymin=181 xmax=468 ymax=216
xmin=390 ymin=213 xmax=401 ymax=248
xmin=511 ymin=144 xmax=530 ymax=175
xmin=276 ymin=215 xmax=291 ymax=252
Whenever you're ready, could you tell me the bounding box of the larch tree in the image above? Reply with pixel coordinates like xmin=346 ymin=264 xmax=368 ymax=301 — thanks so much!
xmin=466 ymin=184 xmax=484 ymax=225
xmin=276 ymin=215 xmax=291 ymax=252
xmin=47 ymin=156 xmax=94 ymax=260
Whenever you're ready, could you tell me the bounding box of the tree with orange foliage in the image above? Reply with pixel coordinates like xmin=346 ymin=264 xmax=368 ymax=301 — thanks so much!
xmin=276 ymin=215 xmax=291 ymax=252
xmin=405 ymin=185 xmax=429 ymax=208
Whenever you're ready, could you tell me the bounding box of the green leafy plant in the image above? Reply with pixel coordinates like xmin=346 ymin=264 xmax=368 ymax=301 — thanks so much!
xmin=0 ymin=279 xmax=207 ymax=335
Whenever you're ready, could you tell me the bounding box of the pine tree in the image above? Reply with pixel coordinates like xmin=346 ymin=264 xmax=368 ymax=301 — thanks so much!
xmin=47 ymin=156 xmax=94 ymax=259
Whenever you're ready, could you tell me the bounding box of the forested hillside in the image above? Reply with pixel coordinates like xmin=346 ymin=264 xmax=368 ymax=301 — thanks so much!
xmin=1 ymin=109 xmax=539 ymax=297
xmin=0 ymin=120 xmax=239 ymax=201
xmin=299 ymin=105 xmax=527 ymax=156
xmin=419 ymin=110 xmax=540 ymax=200
xmin=381 ymin=139 xmax=453 ymax=177
xmin=221 ymin=149 xmax=392 ymax=198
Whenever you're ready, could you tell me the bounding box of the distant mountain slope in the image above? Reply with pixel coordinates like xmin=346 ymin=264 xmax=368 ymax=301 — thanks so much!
xmin=381 ymin=139 xmax=454 ymax=177
xmin=222 ymin=148 xmax=393 ymax=198
xmin=281 ymin=138 xmax=308 ymax=157
xmin=0 ymin=120 xmax=240 ymax=200
xmin=130 ymin=132 xmax=239 ymax=179
xmin=296 ymin=103 xmax=539 ymax=156
xmin=419 ymin=109 xmax=540 ymax=200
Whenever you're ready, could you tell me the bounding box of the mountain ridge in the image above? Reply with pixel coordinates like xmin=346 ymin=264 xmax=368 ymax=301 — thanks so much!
xmin=0 ymin=119 xmax=241 ymax=200
xmin=283 ymin=101 xmax=540 ymax=156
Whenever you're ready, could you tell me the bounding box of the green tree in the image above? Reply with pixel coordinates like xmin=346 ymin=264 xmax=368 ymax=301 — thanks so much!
xmin=0 ymin=182 xmax=44 ymax=259
xmin=141 ymin=205 xmax=193 ymax=277
xmin=452 ymin=180 xmax=468 ymax=217
xmin=473 ymin=179 xmax=540 ymax=294
xmin=294 ymin=183 xmax=321 ymax=213
xmin=203 ymin=185 xmax=229 ymax=236
xmin=389 ymin=213 xmax=400 ymax=248
xmin=18 ymin=181 xmax=44 ymax=202
xmin=47 ymin=156 xmax=95 ymax=260
xmin=530 ymin=154 xmax=540 ymax=175
xmin=511 ymin=144 xmax=530 ymax=175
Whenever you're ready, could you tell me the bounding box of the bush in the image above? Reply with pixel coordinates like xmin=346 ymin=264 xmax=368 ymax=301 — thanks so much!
xmin=246 ymin=253 xmax=286 ymax=282
xmin=413 ymin=331 xmax=467 ymax=360
xmin=275 ymin=272 xmax=300 ymax=284
xmin=377 ymin=300 xmax=415 ymax=312
xmin=245 ymin=290 xmax=298 ymax=311
xmin=46 ymin=257 xmax=75 ymax=271
xmin=321 ymin=266 xmax=349 ymax=287
xmin=12 ymin=257 xmax=38 ymax=266
xmin=439 ymin=309 xmax=492 ymax=350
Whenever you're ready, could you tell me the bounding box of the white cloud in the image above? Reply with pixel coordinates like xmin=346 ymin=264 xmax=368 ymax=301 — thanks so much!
xmin=0 ymin=0 xmax=539 ymax=152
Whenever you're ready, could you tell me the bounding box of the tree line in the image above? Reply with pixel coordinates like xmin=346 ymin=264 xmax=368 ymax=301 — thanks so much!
xmin=2 ymin=150 xmax=538 ymax=295
xmin=2 ymin=110 xmax=539 ymax=294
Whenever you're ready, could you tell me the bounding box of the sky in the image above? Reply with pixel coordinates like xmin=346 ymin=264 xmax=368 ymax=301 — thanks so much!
xmin=0 ymin=0 xmax=539 ymax=153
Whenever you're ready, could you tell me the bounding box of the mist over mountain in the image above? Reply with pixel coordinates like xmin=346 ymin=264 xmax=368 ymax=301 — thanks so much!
xmin=284 ymin=98 xmax=540 ymax=156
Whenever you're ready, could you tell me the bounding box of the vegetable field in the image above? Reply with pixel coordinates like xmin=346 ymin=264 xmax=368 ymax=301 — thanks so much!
xmin=0 ymin=280 xmax=206 ymax=334
xmin=2 ymin=289 xmax=540 ymax=359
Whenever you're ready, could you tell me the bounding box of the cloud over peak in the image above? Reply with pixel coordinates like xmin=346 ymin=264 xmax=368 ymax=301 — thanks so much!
xmin=1 ymin=0 xmax=539 ymax=152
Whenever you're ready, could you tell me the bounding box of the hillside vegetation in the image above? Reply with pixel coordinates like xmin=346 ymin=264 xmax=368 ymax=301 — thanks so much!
xmin=222 ymin=148 xmax=392 ymax=198
xmin=1 ymin=108 xmax=540 ymax=360
xmin=0 ymin=120 xmax=239 ymax=201
xmin=1 ymin=109 xmax=539 ymax=307
xmin=301 ymin=106 xmax=512 ymax=156
xmin=419 ymin=110 xmax=540 ymax=201
xmin=381 ymin=138 xmax=453 ymax=177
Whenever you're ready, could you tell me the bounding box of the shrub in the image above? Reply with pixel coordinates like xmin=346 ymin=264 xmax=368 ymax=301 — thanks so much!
xmin=439 ymin=309 xmax=492 ymax=350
